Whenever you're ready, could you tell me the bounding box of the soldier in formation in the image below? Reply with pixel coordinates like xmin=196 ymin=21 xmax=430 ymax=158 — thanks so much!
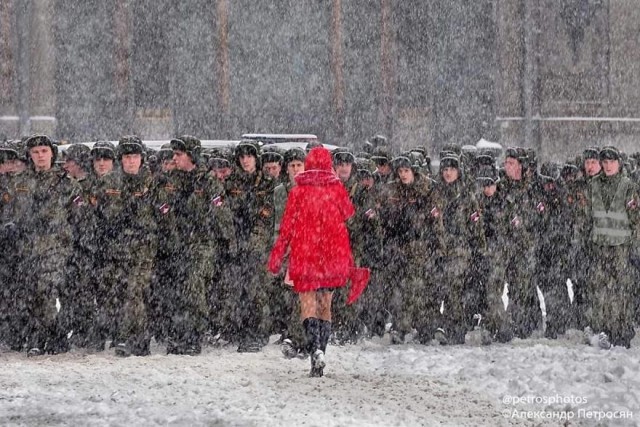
xmin=0 ymin=133 xmax=638 ymax=362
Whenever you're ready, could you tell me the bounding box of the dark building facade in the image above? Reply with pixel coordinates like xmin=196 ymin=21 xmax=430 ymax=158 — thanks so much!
xmin=0 ymin=0 xmax=638 ymax=158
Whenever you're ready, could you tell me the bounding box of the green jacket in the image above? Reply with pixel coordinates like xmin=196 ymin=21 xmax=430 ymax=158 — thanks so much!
xmin=90 ymin=168 xmax=157 ymax=261
xmin=225 ymin=169 xmax=275 ymax=252
xmin=8 ymin=167 xmax=80 ymax=258
xmin=273 ymin=180 xmax=294 ymax=244
xmin=587 ymin=173 xmax=639 ymax=246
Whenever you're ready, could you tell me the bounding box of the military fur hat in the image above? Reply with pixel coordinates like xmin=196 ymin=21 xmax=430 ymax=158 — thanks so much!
xmin=538 ymin=162 xmax=560 ymax=183
xmin=440 ymin=154 xmax=460 ymax=169
xmin=91 ymin=141 xmax=116 ymax=160
xmin=118 ymin=135 xmax=145 ymax=157
xmin=599 ymin=146 xmax=620 ymax=161
xmin=63 ymin=143 xmax=91 ymax=170
xmin=283 ymin=148 xmax=306 ymax=167
xmin=505 ymin=146 xmax=527 ymax=163
xmin=0 ymin=140 xmax=19 ymax=161
xmin=583 ymin=146 xmax=600 ymax=160
xmin=391 ymin=156 xmax=413 ymax=174
xmin=157 ymin=143 xmax=174 ymax=162
xmin=25 ymin=134 xmax=58 ymax=163
xmin=476 ymin=165 xmax=499 ymax=185
xmin=371 ymin=146 xmax=391 ymax=165
xmin=174 ymin=135 xmax=202 ymax=162
xmin=333 ymin=148 xmax=356 ymax=165
xmin=208 ymin=156 xmax=231 ymax=170
xmin=261 ymin=150 xmax=284 ymax=165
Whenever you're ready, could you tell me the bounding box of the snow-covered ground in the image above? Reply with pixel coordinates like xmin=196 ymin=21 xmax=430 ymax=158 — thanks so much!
xmin=1 ymin=331 xmax=638 ymax=427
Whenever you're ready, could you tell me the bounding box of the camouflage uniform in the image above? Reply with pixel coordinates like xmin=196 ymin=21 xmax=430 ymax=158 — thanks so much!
xmin=152 ymin=137 xmax=234 ymax=354
xmin=533 ymin=164 xmax=574 ymax=339
xmin=61 ymin=169 xmax=100 ymax=348
xmin=224 ymin=148 xmax=275 ymax=351
xmin=563 ymin=170 xmax=590 ymax=329
xmin=271 ymin=179 xmax=305 ymax=349
xmin=347 ymin=173 xmax=383 ymax=339
xmin=476 ymin=169 xmax=513 ymax=342
xmin=91 ymin=164 xmax=156 ymax=355
xmin=379 ymin=164 xmax=445 ymax=343
xmin=0 ymin=146 xmax=20 ymax=348
xmin=331 ymin=174 xmax=368 ymax=343
xmin=437 ymin=158 xmax=486 ymax=344
xmin=7 ymin=138 xmax=80 ymax=354
xmin=497 ymin=172 xmax=541 ymax=339
xmin=583 ymin=148 xmax=639 ymax=347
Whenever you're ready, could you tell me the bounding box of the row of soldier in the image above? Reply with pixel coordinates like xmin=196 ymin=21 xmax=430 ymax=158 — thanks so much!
xmin=0 ymin=134 xmax=638 ymax=357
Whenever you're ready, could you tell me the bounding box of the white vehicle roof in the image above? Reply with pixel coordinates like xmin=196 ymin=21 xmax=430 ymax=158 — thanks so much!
xmin=267 ymin=141 xmax=339 ymax=151
xmin=58 ymin=140 xmax=241 ymax=152
xmin=241 ymin=134 xmax=318 ymax=144
xmin=475 ymin=138 xmax=503 ymax=150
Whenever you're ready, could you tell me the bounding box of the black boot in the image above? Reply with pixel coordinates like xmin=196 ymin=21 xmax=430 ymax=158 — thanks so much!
xmin=303 ymin=318 xmax=323 ymax=377
xmin=318 ymin=320 xmax=332 ymax=353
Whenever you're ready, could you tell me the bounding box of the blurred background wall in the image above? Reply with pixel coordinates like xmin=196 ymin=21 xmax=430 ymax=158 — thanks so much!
xmin=0 ymin=0 xmax=638 ymax=158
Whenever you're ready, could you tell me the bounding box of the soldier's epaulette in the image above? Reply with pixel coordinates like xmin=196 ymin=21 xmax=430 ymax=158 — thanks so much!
xmin=164 ymin=184 xmax=176 ymax=192
xmin=105 ymin=188 xmax=121 ymax=196
xmin=16 ymin=186 xmax=29 ymax=193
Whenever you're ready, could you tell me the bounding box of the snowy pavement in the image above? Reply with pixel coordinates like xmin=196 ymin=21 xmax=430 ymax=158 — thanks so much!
xmin=0 ymin=332 xmax=638 ymax=427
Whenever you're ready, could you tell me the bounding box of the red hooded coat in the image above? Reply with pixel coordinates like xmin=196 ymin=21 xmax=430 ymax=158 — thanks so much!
xmin=268 ymin=147 xmax=355 ymax=293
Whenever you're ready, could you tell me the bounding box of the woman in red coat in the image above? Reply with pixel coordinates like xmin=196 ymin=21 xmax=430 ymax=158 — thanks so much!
xmin=268 ymin=146 xmax=355 ymax=377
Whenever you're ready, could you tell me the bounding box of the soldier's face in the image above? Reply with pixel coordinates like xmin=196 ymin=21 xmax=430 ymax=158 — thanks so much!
xmin=397 ymin=167 xmax=414 ymax=184
xmin=584 ymin=158 xmax=601 ymax=176
xmin=361 ymin=177 xmax=374 ymax=189
xmin=29 ymin=145 xmax=53 ymax=171
xmin=287 ymin=160 xmax=305 ymax=181
xmin=161 ymin=159 xmax=176 ymax=172
xmin=0 ymin=161 xmax=10 ymax=174
xmin=121 ymin=153 xmax=142 ymax=174
xmin=239 ymin=154 xmax=257 ymax=174
xmin=441 ymin=166 xmax=459 ymax=184
xmin=210 ymin=168 xmax=226 ymax=181
xmin=504 ymin=157 xmax=522 ymax=181
xmin=601 ymin=159 xmax=620 ymax=176
xmin=63 ymin=159 xmax=84 ymax=178
xmin=172 ymin=150 xmax=195 ymax=171
xmin=335 ymin=162 xmax=352 ymax=182
xmin=483 ymin=184 xmax=497 ymax=197
xmin=263 ymin=162 xmax=281 ymax=178
xmin=376 ymin=163 xmax=391 ymax=175
xmin=9 ymin=159 xmax=25 ymax=174
xmin=94 ymin=158 xmax=114 ymax=177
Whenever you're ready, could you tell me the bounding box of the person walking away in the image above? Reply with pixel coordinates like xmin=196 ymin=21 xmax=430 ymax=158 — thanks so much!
xmin=268 ymin=146 xmax=365 ymax=377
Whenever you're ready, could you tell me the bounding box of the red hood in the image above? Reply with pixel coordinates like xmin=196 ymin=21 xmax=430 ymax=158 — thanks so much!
xmin=296 ymin=146 xmax=338 ymax=185
xmin=295 ymin=169 xmax=340 ymax=186
xmin=305 ymin=146 xmax=333 ymax=171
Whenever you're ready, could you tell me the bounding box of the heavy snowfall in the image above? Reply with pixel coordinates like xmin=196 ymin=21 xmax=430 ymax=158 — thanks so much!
xmin=1 ymin=329 xmax=638 ymax=427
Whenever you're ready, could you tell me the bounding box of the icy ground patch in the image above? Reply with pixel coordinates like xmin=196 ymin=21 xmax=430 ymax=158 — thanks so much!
xmin=0 ymin=332 xmax=638 ymax=427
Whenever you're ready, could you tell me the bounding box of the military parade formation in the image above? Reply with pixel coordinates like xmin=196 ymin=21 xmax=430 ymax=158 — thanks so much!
xmin=0 ymin=133 xmax=638 ymax=360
